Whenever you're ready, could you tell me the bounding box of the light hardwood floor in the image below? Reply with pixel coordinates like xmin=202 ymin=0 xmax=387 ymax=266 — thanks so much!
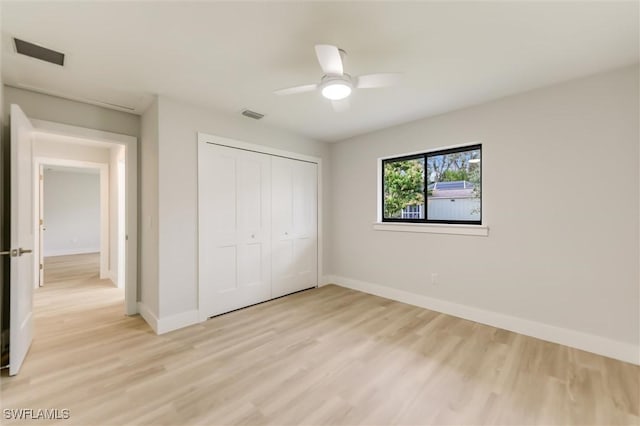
xmin=1 ymin=253 xmax=638 ymax=425
xmin=42 ymin=252 xmax=105 ymax=284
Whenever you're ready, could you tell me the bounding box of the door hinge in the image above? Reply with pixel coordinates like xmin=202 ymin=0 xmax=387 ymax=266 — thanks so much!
xmin=40 ymin=263 xmax=43 ymax=270
xmin=40 ymin=219 xmax=43 ymax=226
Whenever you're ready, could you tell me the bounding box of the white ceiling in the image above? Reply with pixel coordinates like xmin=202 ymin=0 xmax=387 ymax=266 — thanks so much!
xmin=2 ymin=1 xmax=638 ymax=142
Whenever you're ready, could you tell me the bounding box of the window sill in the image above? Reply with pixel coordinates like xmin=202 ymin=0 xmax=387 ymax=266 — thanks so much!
xmin=372 ymin=222 xmax=489 ymax=236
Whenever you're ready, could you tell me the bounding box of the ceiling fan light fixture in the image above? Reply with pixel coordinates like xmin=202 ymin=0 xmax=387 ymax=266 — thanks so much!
xmin=321 ymin=82 xmax=352 ymax=100
xmin=274 ymin=44 xmax=401 ymax=110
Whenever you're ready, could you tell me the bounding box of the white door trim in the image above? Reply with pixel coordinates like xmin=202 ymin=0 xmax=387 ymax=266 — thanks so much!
xmin=31 ymin=119 xmax=138 ymax=315
xmin=34 ymin=158 xmax=110 ymax=281
xmin=37 ymin=163 xmax=44 ymax=286
xmin=30 ymin=119 xmax=136 ymax=146
xmin=198 ymin=132 xmax=321 ymax=164
xmin=197 ymin=132 xmax=323 ymax=316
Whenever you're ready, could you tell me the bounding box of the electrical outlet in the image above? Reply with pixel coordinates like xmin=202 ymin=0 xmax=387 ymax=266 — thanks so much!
xmin=431 ymin=273 xmax=438 ymax=285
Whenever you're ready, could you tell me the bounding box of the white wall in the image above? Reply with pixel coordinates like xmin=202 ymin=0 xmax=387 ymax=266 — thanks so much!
xmin=43 ymin=170 xmax=100 ymax=256
xmin=329 ymin=65 xmax=639 ymax=358
xmin=3 ymin=86 xmax=140 ymax=138
xmin=140 ymin=98 xmax=159 ymax=317
xmin=154 ymin=96 xmax=331 ymax=324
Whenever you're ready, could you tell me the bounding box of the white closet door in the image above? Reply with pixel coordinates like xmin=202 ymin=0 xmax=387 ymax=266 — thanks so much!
xmin=271 ymin=157 xmax=318 ymax=298
xmin=198 ymin=143 xmax=271 ymax=318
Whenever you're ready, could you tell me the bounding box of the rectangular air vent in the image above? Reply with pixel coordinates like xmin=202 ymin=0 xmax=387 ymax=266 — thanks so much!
xmin=241 ymin=109 xmax=264 ymax=120
xmin=14 ymin=38 xmax=65 ymax=66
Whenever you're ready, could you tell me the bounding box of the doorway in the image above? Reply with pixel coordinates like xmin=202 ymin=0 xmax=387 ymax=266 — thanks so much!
xmin=2 ymin=106 xmax=138 ymax=376
xmin=30 ymin=119 xmax=137 ymax=315
xmin=36 ymin=162 xmax=108 ymax=285
xmin=36 ymin=161 xmax=123 ymax=292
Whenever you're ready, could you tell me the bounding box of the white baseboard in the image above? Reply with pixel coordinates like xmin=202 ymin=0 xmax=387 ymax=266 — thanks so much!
xmin=137 ymin=302 xmax=199 ymax=335
xmin=329 ymin=275 xmax=640 ymax=366
xmin=137 ymin=302 xmax=158 ymax=333
xmin=44 ymin=248 xmax=100 ymax=257
xmin=157 ymin=310 xmax=199 ymax=335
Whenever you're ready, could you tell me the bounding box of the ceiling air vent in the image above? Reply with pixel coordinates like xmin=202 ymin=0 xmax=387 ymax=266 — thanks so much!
xmin=241 ymin=109 xmax=264 ymax=120
xmin=14 ymin=38 xmax=65 ymax=66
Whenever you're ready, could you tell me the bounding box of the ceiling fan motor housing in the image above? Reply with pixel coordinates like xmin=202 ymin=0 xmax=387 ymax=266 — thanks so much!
xmin=321 ymin=73 xmax=352 ymax=86
xmin=320 ymin=74 xmax=353 ymax=100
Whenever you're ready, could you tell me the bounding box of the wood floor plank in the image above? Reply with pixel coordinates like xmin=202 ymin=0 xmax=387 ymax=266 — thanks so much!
xmin=1 ymin=253 xmax=638 ymax=425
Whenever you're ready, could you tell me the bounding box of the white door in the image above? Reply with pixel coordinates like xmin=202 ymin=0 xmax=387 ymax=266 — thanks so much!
xmin=9 ymin=104 xmax=35 ymax=376
xmin=198 ymin=143 xmax=272 ymax=319
xmin=271 ymin=157 xmax=318 ymax=298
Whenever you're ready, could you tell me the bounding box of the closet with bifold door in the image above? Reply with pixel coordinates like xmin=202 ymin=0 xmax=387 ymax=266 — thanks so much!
xmin=198 ymin=139 xmax=318 ymax=319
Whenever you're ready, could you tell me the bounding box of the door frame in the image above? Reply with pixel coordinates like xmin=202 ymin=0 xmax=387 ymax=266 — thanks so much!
xmin=34 ymin=158 xmax=110 ymax=284
xmin=30 ymin=119 xmax=138 ymax=315
xmin=196 ymin=132 xmax=323 ymax=319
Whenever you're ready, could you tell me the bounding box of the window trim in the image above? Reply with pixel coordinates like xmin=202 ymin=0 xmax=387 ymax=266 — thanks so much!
xmin=380 ymin=143 xmax=482 ymax=225
xmin=372 ymin=221 xmax=489 ymax=236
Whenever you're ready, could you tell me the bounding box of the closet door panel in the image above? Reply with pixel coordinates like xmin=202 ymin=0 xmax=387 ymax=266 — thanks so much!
xmin=238 ymin=157 xmax=262 ymax=231
xmin=199 ymin=150 xmax=239 ymax=312
xmin=198 ymin=143 xmax=271 ymax=318
xmin=294 ymin=161 xmax=318 ymax=288
xmin=237 ymin=154 xmax=271 ymax=292
xmin=271 ymin=158 xmax=293 ymax=239
xmin=271 ymin=157 xmax=318 ymax=298
xmin=272 ymin=239 xmax=294 ymax=292
xmin=294 ymin=238 xmax=315 ymax=281
xmin=293 ymin=161 xmax=317 ymax=238
xmin=271 ymin=157 xmax=295 ymax=296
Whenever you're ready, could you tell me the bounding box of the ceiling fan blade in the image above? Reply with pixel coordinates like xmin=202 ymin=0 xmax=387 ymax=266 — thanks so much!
xmin=314 ymin=44 xmax=344 ymax=75
xmin=356 ymin=73 xmax=402 ymax=89
xmin=273 ymin=83 xmax=318 ymax=96
xmin=331 ymin=98 xmax=350 ymax=113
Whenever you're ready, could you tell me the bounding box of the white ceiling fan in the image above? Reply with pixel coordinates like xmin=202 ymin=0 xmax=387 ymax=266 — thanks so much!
xmin=274 ymin=44 xmax=401 ymax=112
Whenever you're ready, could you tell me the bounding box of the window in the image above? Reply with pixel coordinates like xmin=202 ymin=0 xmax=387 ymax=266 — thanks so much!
xmin=382 ymin=144 xmax=481 ymax=224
